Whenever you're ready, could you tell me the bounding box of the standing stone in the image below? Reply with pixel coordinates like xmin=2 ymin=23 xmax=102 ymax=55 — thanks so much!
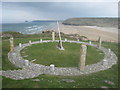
xmin=25 ymin=60 xmax=29 ymax=66
xmin=50 ymin=64 xmax=55 ymax=72
xmin=9 ymin=37 xmax=14 ymax=51
xmin=108 ymin=48 xmax=111 ymax=53
xmin=89 ymin=41 xmax=92 ymax=44
xmin=52 ymin=31 xmax=55 ymax=41
xmin=19 ymin=43 xmax=22 ymax=47
xmin=29 ymin=40 xmax=32 ymax=44
xmin=40 ymin=39 xmax=42 ymax=43
xmin=79 ymin=44 xmax=87 ymax=71
xmin=98 ymin=36 xmax=102 ymax=48
xmin=65 ymin=38 xmax=67 ymax=42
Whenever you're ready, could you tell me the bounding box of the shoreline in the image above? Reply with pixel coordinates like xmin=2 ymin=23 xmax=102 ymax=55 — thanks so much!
xmin=2 ymin=24 xmax=119 ymax=42
xmin=59 ymin=24 xmax=118 ymax=42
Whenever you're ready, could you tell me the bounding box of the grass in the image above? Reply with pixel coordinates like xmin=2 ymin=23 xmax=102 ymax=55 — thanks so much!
xmin=2 ymin=31 xmax=88 ymax=70
xmin=2 ymin=64 xmax=118 ymax=88
xmin=62 ymin=18 xmax=117 ymax=28
xmin=1 ymin=32 xmax=119 ymax=88
xmin=21 ymin=42 xmax=104 ymax=67
xmin=2 ymin=40 xmax=119 ymax=88
xmin=2 ymin=40 xmax=19 ymax=70
xmin=2 ymin=38 xmax=46 ymax=70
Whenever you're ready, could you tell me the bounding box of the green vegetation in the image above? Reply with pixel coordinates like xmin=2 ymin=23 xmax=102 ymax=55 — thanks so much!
xmin=2 ymin=31 xmax=82 ymax=70
xmin=2 ymin=31 xmax=118 ymax=88
xmin=3 ymin=64 xmax=118 ymax=88
xmin=2 ymin=40 xmax=19 ymax=70
xmin=62 ymin=18 xmax=117 ymax=28
xmin=21 ymin=42 xmax=104 ymax=67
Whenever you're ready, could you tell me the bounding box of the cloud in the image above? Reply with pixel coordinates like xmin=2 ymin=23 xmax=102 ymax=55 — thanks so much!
xmin=1 ymin=0 xmax=119 ymax=2
xmin=2 ymin=2 xmax=118 ymax=23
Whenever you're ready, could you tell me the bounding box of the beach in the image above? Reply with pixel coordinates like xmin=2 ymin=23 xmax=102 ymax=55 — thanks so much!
xmin=59 ymin=24 xmax=118 ymax=42
xmin=2 ymin=22 xmax=119 ymax=42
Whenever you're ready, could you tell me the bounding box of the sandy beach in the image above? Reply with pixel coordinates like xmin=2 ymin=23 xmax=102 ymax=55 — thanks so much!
xmin=59 ymin=24 xmax=118 ymax=42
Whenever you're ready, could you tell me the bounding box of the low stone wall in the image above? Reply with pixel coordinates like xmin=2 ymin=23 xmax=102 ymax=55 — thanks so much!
xmin=1 ymin=40 xmax=118 ymax=80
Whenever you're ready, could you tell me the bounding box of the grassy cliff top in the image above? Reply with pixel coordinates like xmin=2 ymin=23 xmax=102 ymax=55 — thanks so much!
xmin=62 ymin=18 xmax=118 ymax=28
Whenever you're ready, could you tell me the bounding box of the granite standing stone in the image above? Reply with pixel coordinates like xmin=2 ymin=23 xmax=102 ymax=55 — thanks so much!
xmin=108 ymin=48 xmax=111 ymax=53
xmin=9 ymin=37 xmax=14 ymax=51
xmin=29 ymin=40 xmax=32 ymax=44
xmin=52 ymin=32 xmax=55 ymax=41
xmin=79 ymin=44 xmax=87 ymax=71
xmin=98 ymin=36 xmax=102 ymax=48
xmin=50 ymin=64 xmax=55 ymax=72
xmin=25 ymin=60 xmax=29 ymax=66
xmin=19 ymin=43 xmax=22 ymax=47
xmin=65 ymin=38 xmax=67 ymax=42
xmin=40 ymin=39 xmax=42 ymax=43
xmin=89 ymin=41 xmax=92 ymax=44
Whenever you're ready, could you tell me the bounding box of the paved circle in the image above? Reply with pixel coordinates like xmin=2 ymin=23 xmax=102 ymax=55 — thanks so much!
xmin=2 ymin=40 xmax=118 ymax=80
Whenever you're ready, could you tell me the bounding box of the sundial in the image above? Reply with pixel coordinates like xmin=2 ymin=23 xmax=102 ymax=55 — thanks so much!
xmin=2 ymin=22 xmax=118 ymax=80
xmin=56 ymin=21 xmax=64 ymax=50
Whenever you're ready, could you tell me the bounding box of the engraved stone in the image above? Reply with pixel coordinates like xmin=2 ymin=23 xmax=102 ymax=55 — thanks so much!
xmin=25 ymin=60 xmax=29 ymax=66
xmin=29 ymin=40 xmax=32 ymax=44
xmin=98 ymin=36 xmax=102 ymax=48
xmin=9 ymin=37 xmax=14 ymax=51
xmin=40 ymin=39 xmax=42 ymax=43
xmin=50 ymin=64 xmax=55 ymax=72
xmin=52 ymin=31 xmax=55 ymax=41
xmin=79 ymin=44 xmax=87 ymax=71
xmin=89 ymin=41 xmax=92 ymax=44
xmin=19 ymin=43 xmax=22 ymax=47
xmin=108 ymin=48 xmax=111 ymax=53
xmin=65 ymin=38 xmax=67 ymax=42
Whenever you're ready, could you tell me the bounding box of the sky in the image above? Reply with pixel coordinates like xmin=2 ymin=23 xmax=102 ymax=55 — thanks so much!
xmin=1 ymin=0 xmax=119 ymax=23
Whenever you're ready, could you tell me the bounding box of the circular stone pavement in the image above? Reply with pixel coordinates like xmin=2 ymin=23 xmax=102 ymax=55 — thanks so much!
xmin=1 ymin=40 xmax=118 ymax=80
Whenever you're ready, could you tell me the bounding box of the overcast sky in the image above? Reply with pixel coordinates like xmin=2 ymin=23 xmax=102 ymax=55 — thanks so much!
xmin=1 ymin=1 xmax=118 ymax=23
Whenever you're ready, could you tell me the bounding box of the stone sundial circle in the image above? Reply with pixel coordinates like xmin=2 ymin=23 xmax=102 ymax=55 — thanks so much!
xmin=8 ymin=40 xmax=118 ymax=76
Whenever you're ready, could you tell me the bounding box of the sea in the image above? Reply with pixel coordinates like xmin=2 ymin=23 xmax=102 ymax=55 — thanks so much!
xmin=2 ymin=21 xmax=59 ymax=34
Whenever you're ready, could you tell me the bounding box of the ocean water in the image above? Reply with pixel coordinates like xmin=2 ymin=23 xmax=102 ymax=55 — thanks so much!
xmin=2 ymin=21 xmax=58 ymax=34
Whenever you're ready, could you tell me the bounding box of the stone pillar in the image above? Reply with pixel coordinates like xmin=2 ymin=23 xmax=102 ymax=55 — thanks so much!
xmin=65 ymin=38 xmax=67 ymax=42
xmin=52 ymin=32 xmax=55 ymax=41
xmin=19 ymin=43 xmax=22 ymax=47
xmin=9 ymin=37 xmax=14 ymax=52
xmin=98 ymin=36 xmax=102 ymax=48
xmin=25 ymin=60 xmax=29 ymax=66
xmin=79 ymin=44 xmax=87 ymax=71
xmin=40 ymin=39 xmax=42 ymax=43
xmin=108 ymin=48 xmax=111 ymax=53
xmin=50 ymin=64 xmax=55 ymax=72
xmin=89 ymin=41 xmax=92 ymax=44
xmin=29 ymin=40 xmax=31 ymax=44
